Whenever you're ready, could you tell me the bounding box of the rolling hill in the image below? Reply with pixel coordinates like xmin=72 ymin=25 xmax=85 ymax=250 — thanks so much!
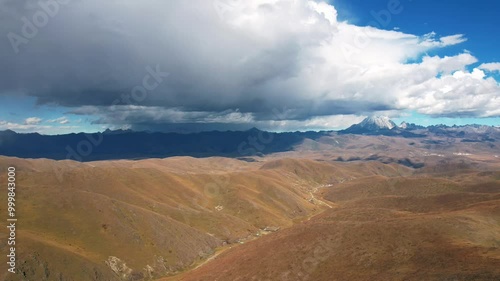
xmin=0 ymin=138 xmax=498 ymax=280
xmin=171 ymin=170 xmax=500 ymax=281
xmin=0 ymin=156 xmax=408 ymax=280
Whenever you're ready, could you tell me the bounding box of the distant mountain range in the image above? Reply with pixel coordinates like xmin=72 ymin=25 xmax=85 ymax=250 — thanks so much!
xmin=340 ymin=116 xmax=499 ymax=139
xmin=0 ymin=128 xmax=326 ymax=161
xmin=0 ymin=117 xmax=498 ymax=161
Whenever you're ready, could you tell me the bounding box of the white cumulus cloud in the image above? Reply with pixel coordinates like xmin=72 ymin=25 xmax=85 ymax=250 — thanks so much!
xmin=0 ymin=0 xmax=499 ymax=131
xmin=479 ymin=62 xmax=500 ymax=72
xmin=24 ymin=117 xmax=42 ymax=125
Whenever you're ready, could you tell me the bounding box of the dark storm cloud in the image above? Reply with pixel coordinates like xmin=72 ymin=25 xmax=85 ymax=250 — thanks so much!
xmin=0 ymin=0 xmax=352 ymax=125
xmin=1 ymin=0 xmax=497 ymax=132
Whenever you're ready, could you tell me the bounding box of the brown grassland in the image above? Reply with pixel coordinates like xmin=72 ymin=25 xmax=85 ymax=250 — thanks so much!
xmin=0 ymin=150 xmax=499 ymax=281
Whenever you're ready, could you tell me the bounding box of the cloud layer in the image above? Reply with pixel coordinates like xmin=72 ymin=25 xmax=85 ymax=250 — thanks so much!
xmin=1 ymin=0 xmax=499 ymax=131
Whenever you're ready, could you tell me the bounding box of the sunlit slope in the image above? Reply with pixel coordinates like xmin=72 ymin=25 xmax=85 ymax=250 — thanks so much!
xmin=175 ymin=172 xmax=500 ymax=281
xmin=0 ymin=157 xmax=390 ymax=280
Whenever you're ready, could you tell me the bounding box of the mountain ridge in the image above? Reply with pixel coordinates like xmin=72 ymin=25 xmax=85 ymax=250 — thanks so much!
xmin=1 ymin=117 xmax=498 ymax=161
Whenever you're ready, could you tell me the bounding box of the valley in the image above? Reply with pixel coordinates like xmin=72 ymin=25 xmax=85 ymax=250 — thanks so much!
xmin=0 ymin=139 xmax=499 ymax=280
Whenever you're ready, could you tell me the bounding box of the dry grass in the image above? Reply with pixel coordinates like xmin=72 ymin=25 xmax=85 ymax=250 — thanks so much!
xmin=172 ymin=170 xmax=500 ymax=281
xmin=0 ymin=156 xmax=498 ymax=280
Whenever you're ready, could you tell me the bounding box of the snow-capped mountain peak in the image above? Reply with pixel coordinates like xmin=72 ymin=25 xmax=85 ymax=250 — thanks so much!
xmin=359 ymin=116 xmax=396 ymax=130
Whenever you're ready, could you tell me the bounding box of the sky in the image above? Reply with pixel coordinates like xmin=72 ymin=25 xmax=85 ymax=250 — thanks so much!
xmin=0 ymin=0 xmax=499 ymax=134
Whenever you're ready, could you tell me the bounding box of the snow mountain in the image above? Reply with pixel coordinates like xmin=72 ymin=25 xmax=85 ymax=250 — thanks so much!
xmin=358 ymin=116 xmax=397 ymax=130
xmin=340 ymin=116 xmax=397 ymax=134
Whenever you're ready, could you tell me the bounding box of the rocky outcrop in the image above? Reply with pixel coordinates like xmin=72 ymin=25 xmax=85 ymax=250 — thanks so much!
xmin=106 ymin=256 xmax=133 ymax=280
